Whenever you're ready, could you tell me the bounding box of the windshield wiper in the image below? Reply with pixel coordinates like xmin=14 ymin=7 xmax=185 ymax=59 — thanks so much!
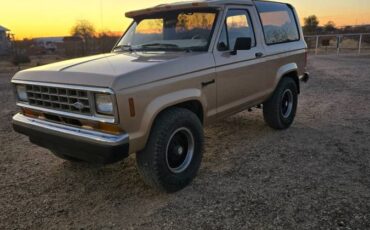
xmin=139 ymin=43 xmax=203 ymax=52
xmin=113 ymin=45 xmax=133 ymax=52
xmin=183 ymin=46 xmax=207 ymax=52
xmin=140 ymin=43 xmax=180 ymax=49
xmin=117 ymin=43 xmax=205 ymax=52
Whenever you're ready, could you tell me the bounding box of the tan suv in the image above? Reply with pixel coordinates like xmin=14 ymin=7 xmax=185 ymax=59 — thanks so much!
xmin=12 ymin=0 xmax=309 ymax=192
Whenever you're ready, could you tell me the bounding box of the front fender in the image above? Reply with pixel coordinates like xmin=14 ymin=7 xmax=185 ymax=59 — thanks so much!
xmin=129 ymin=88 xmax=205 ymax=153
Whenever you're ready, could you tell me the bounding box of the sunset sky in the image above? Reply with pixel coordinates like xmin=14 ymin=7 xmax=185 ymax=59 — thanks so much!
xmin=1 ymin=0 xmax=370 ymax=39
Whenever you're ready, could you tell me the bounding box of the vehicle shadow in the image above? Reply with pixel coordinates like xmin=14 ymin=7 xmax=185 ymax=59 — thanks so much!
xmin=52 ymin=110 xmax=271 ymax=195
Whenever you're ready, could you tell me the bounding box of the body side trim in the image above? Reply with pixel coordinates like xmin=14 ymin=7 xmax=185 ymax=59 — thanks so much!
xmin=215 ymin=48 xmax=305 ymax=69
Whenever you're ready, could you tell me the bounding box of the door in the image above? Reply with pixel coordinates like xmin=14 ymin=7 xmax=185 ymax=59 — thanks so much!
xmin=213 ymin=7 xmax=267 ymax=117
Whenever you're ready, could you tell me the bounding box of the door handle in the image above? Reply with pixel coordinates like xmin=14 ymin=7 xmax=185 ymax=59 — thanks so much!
xmin=201 ymin=79 xmax=215 ymax=87
xmin=255 ymin=52 xmax=264 ymax=58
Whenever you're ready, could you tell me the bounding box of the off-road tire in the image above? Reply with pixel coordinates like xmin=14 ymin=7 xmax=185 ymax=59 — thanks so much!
xmin=263 ymin=77 xmax=298 ymax=130
xmin=136 ymin=108 xmax=204 ymax=193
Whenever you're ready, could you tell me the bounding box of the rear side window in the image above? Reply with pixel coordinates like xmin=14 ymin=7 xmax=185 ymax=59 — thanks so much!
xmin=255 ymin=2 xmax=299 ymax=45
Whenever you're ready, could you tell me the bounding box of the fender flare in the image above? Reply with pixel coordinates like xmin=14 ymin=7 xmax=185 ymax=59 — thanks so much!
xmin=273 ymin=63 xmax=300 ymax=93
xmin=129 ymin=88 xmax=206 ymax=152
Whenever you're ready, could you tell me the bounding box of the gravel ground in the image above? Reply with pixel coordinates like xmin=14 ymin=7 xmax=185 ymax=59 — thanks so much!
xmin=1 ymin=55 xmax=370 ymax=229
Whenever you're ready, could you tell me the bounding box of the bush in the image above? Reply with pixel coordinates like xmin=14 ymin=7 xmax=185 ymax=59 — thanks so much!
xmin=12 ymin=54 xmax=31 ymax=66
xmin=363 ymin=35 xmax=370 ymax=44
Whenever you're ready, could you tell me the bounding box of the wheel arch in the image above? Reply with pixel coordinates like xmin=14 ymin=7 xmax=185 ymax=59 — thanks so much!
xmin=129 ymin=89 xmax=206 ymax=153
xmin=275 ymin=63 xmax=300 ymax=94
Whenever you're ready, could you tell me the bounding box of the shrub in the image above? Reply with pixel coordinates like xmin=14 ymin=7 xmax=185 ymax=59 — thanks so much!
xmin=12 ymin=54 xmax=31 ymax=66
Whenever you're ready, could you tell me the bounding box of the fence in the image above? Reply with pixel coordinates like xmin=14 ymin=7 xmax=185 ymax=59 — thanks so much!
xmin=304 ymin=33 xmax=370 ymax=55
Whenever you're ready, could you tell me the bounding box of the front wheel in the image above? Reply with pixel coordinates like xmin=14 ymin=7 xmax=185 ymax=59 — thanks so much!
xmin=136 ymin=108 xmax=204 ymax=193
xmin=263 ymin=77 xmax=298 ymax=130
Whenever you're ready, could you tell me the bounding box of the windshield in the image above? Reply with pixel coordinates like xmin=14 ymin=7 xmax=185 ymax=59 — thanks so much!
xmin=114 ymin=9 xmax=218 ymax=52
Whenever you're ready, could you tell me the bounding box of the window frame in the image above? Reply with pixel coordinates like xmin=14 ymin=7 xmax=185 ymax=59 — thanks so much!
xmin=255 ymin=2 xmax=301 ymax=46
xmin=217 ymin=8 xmax=257 ymax=51
xmin=113 ymin=8 xmax=220 ymax=52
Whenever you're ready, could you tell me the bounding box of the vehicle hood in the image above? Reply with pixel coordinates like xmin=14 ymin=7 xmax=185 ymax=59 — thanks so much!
xmin=12 ymin=52 xmax=215 ymax=91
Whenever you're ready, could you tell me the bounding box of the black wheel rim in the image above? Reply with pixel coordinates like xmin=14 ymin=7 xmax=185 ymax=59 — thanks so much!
xmin=281 ymin=89 xmax=293 ymax=118
xmin=165 ymin=127 xmax=194 ymax=173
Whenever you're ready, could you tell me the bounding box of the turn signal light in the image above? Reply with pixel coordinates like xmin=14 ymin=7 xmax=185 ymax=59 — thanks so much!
xmin=21 ymin=108 xmax=121 ymax=135
xmin=80 ymin=120 xmax=122 ymax=134
xmin=98 ymin=123 xmax=122 ymax=134
xmin=22 ymin=108 xmax=44 ymax=119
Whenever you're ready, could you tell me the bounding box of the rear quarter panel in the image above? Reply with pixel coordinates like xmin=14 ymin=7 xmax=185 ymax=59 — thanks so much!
xmin=256 ymin=4 xmax=307 ymax=98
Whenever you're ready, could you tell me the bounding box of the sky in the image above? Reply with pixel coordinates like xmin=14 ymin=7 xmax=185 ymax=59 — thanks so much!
xmin=1 ymin=0 xmax=370 ymax=39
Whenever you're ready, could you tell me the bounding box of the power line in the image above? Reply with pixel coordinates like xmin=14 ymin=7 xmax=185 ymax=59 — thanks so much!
xmin=100 ymin=0 xmax=104 ymax=31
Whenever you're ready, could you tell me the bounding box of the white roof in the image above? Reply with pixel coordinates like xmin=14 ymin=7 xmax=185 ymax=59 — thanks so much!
xmin=0 ymin=25 xmax=10 ymax=32
xmin=33 ymin=37 xmax=65 ymax=43
xmin=126 ymin=0 xmax=254 ymax=18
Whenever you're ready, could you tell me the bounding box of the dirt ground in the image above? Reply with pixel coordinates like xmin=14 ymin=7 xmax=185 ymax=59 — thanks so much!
xmin=1 ymin=55 xmax=370 ymax=229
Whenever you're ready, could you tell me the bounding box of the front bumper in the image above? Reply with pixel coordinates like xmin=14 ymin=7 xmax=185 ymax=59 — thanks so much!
xmin=12 ymin=113 xmax=129 ymax=164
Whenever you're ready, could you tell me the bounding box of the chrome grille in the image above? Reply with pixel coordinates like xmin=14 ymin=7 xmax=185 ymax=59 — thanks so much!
xmin=25 ymin=85 xmax=92 ymax=114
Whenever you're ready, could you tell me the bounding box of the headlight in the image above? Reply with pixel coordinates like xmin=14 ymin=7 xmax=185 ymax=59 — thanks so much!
xmin=16 ymin=85 xmax=28 ymax=102
xmin=95 ymin=93 xmax=113 ymax=115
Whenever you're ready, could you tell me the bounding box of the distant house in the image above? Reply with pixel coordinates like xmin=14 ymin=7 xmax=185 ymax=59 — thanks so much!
xmin=32 ymin=37 xmax=65 ymax=53
xmin=31 ymin=36 xmax=84 ymax=55
xmin=0 ymin=25 xmax=11 ymax=56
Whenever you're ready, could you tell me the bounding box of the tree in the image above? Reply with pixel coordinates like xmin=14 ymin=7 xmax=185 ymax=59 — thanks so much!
xmin=323 ymin=21 xmax=337 ymax=33
xmin=70 ymin=20 xmax=96 ymax=40
xmin=70 ymin=20 xmax=96 ymax=54
xmin=303 ymin=15 xmax=319 ymax=35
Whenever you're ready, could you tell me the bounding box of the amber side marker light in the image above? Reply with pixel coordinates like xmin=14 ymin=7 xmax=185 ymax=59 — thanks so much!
xmin=129 ymin=98 xmax=136 ymax=117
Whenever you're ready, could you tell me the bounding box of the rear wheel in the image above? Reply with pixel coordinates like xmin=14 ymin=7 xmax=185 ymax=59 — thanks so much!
xmin=263 ymin=77 xmax=298 ymax=130
xmin=136 ymin=108 xmax=204 ymax=193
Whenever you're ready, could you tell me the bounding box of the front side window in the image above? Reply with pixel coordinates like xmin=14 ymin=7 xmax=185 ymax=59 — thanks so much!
xmin=114 ymin=9 xmax=218 ymax=52
xmin=217 ymin=9 xmax=255 ymax=51
xmin=255 ymin=2 xmax=300 ymax=45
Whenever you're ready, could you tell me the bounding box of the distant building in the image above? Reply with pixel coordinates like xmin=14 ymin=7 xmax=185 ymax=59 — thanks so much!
xmin=0 ymin=25 xmax=11 ymax=56
xmin=31 ymin=36 xmax=84 ymax=55
xmin=32 ymin=37 xmax=65 ymax=52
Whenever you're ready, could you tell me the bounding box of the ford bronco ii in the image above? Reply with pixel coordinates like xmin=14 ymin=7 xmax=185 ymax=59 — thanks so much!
xmin=12 ymin=0 xmax=309 ymax=192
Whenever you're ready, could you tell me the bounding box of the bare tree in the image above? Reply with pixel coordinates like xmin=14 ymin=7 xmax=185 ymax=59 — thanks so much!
xmin=303 ymin=15 xmax=319 ymax=35
xmin=70 ymin=20 xmax=96 ymax=54
xmin=323 ymin=21 xmax=337 ymax=33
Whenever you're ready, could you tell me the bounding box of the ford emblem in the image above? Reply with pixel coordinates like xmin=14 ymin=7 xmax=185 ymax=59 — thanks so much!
xmin=72 ymin=102 xmax=85 ymax=110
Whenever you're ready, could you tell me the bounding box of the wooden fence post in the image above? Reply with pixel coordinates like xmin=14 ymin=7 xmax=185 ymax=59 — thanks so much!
xmin=358 ymin=34 xmax=363 ymax=55
xmin=336 ymin=36 xmax=341 ymax=56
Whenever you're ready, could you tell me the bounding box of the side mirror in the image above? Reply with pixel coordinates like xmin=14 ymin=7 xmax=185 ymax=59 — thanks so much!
xmin=231 ymin=37 xmax=252 ymax=55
